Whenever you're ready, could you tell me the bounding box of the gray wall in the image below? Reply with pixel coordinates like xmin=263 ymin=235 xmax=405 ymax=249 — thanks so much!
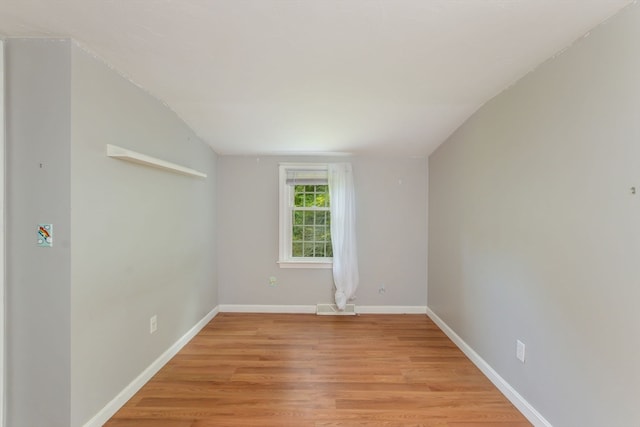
xmin=428 ymin=4 xmax=640 ymax=426
xmin=218 ymin=155 xmax=427 ymax=308
xmin=69 ymin=43 xmax=218 ymax=425
xmin=5 ymin=39 xmax=218 ymax=427
xmin=6 ymin=39 xmax=72 ymax=427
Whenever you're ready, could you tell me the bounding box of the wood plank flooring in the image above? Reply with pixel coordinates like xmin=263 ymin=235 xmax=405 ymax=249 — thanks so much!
xmin=106 ymin=313 xmax=531 ymax=427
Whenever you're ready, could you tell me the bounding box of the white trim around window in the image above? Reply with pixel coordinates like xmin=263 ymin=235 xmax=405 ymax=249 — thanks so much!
xmin=0 ymin=39 xmax=6 ymax=427
xmin=278 ymin=163 xmax=332 ymax=269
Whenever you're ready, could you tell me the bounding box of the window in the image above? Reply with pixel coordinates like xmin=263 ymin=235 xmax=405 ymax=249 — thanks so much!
xmin=292 ymin=184 xmax=332 ymax=258
xmin=278 ymin=163 xmax=333 ymax=268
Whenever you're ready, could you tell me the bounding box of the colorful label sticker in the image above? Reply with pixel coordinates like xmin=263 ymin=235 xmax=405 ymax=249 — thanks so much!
xmin=37 ymin=224 xmax=53 ymax=247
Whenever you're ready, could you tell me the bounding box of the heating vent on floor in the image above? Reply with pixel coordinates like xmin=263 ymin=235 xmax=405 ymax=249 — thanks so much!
xmin=316 ymin=303 xmax=356 ymax=315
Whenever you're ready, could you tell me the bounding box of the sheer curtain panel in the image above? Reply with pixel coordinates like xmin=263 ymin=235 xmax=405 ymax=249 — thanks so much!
xmin=328 ymin=163 xmax=359 ymax=310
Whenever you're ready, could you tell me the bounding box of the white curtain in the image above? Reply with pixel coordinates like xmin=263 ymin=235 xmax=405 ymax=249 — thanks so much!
xmin=328 ymin=163 xmax=359 ymax=310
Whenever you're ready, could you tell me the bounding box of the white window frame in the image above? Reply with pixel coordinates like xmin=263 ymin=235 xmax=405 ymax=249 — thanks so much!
xmin=0 ymin=39 xmax=6 ymax=427
xmin=278 ymin=163 xmax=332 ymax=269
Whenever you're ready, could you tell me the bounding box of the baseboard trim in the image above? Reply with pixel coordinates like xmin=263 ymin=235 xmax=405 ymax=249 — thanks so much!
xmin=83 ymin=306 xmax=220 ymax=427
xmin=425 ymin=307 xmax=552 ymax=427
xmin=356 ymin=305 xmax=426 ymax=314
xmin=219 ymin=304 xmax=317 ymax=313
xmin=219 ymin=304 xmax=427 ymax=315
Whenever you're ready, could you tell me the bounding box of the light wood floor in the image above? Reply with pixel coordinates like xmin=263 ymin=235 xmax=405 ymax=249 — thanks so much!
xmin=106 ymin=313 xmax=531 ymax=427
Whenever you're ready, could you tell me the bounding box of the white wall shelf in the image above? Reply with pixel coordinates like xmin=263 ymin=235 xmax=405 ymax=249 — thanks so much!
xmin=106 ymin=144 xmax=207 ymax=178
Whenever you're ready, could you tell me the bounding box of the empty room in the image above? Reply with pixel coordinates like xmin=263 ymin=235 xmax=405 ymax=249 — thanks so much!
xmin=1 ymin=1 xmax=639 ymax=426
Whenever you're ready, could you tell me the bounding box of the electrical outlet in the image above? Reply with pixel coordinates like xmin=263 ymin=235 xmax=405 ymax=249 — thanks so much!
xmin=378 ymin=284 xmax=386 ymax=294
xmin=516 ymin=340 xmax=526 ymax=363
xmin=269 ymin=276 xmax=277 ymax=287
xmin=150 ymin=315 xmax=157 ymax=334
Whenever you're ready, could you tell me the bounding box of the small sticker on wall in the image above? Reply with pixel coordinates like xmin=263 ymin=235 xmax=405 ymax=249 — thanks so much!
xmin=37 ymin=224 xmax=53 ymax=247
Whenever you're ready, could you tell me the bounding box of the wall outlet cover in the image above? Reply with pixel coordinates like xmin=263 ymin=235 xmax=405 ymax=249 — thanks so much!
xmin=516 ymin=339 xmax=526 ymax=363
xmin=150 ymin=315 xmax=158 ymax=334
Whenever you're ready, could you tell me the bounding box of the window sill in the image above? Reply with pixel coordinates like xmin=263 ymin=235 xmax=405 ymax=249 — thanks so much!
xmin=278 ymin=260 xmax=333 ymax=269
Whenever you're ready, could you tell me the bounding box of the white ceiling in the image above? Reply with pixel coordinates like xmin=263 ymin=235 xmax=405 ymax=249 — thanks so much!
xmin=0 ymin=1 xmax=632 ymax=156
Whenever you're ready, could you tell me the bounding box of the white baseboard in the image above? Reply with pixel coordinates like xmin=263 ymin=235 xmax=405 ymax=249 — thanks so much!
xmin=219 ymin=304 xmax=316 ymax=313
xmin=425 ymin=307 xmax=552 ymax=427
xmin=83 ymin=306 xmax=220 ymax=427
xmin=356 ymin=305 xmax=426 ymax=314
xmin=219 ymin=304 xmax=427 ymax=315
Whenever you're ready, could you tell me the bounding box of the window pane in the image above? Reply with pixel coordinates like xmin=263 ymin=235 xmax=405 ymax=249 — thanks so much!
xmin=292 ymin=242 xmax=303 ymax=257
xmin=303 ymin=243 xmax=314 ymax=257
xmin=314 ymin=243 xmax=327 ymax=257
xmin=304 ymin=211 xmax=314 ymax=225
xmin=304 ymin=193 xmax=315 ymax=207
xmin=292 ymin=225 xmax=303 ymax=240
xmin=294 ymin=211 xmax=303 ymax=225
xmin=315 ymin=193 xmax=327 ymax=207
xmin=325 ymin=227 xmax=332 ymax=241
xmin=303 ymin=226 xmax=314 ymax=241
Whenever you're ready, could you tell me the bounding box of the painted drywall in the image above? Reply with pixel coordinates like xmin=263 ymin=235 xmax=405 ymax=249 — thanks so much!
xmin=5 ymin=39 xmax=72 ymax=427
xmin=69 ymin=43 xmax=218 ymax=426
xmin=3 ymin=37 xmax=218 ymax=426
xmin=428 ymin=4 xmax=640 ymax=426
xmin=218 ymin=155 xmax=427 ymax=308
